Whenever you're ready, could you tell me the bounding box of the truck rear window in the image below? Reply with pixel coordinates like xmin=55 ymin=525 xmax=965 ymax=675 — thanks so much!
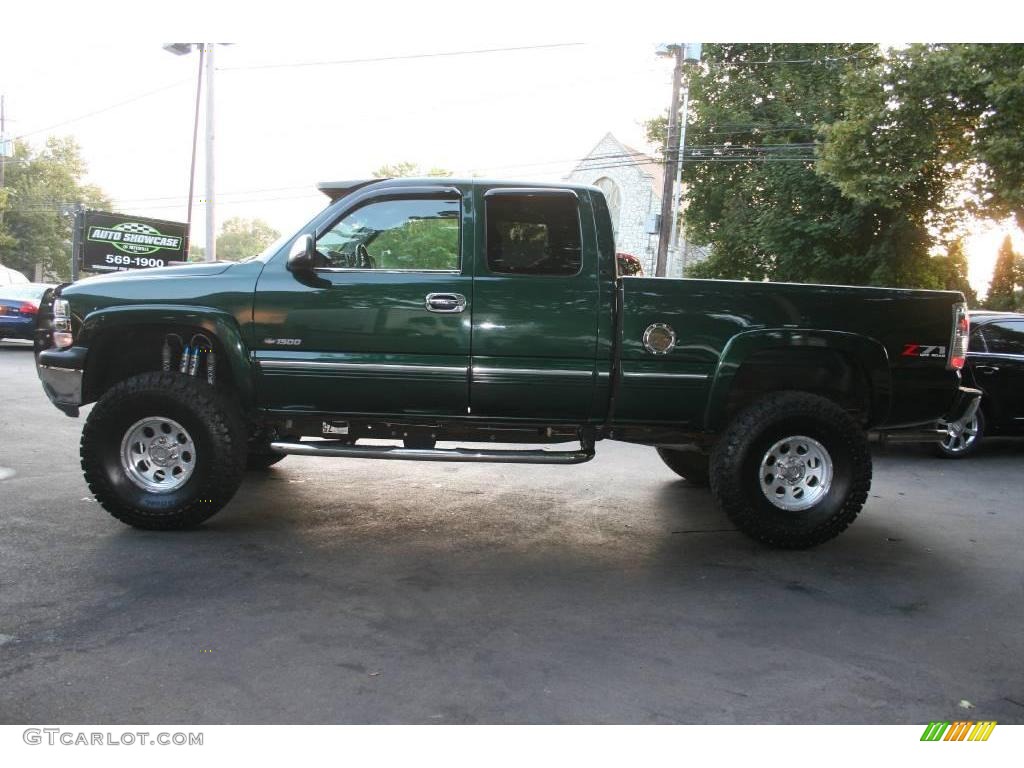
xmin=485 ymin=194 xmax=582 ymax=276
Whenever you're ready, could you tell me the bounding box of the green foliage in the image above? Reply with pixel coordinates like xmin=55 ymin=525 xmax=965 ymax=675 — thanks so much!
xmin=0 ymin=137 xmax=111 ymax=280
xmin=372 ymin=162 xmax=452 ymax=179
xmin=934 ymin=239 xmax=977 ymax=306
xmin=649 ymin=44 xmax=1024 ymax=295
xmin=215 ymin=217 xmax=280 ymax=261
xmin=821 ymin=44 xmax=1024 ymax=231
xmin=652 ymin=44 xmax=942 ymax=288
xmin=985 ymin=235 xmax=1020 ymax=310
xmin=371 ymin=216 xmax=458 ymax=270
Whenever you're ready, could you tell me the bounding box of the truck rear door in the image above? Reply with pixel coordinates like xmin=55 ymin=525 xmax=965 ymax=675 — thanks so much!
xmin=469 ymin=187 xmax=600 ymax=421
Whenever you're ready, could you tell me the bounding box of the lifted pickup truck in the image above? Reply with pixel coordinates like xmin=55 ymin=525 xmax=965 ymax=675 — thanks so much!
xmin=35 ymin=178 xmax=980 ymax=547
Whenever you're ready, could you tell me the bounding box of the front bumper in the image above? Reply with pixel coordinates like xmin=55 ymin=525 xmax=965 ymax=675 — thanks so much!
xmin=36 ymin=346 xmax=87 ymax=417
xmin=876 ymin=385 xmax=983 ymax=444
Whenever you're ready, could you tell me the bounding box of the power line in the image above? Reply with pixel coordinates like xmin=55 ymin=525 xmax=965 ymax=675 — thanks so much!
xmin=12 ymin=79 xmax=190 ymax=141
xmin=4 ymin=143 xmax=825 ymax=215
xmin=218 ymin=43 xmax=585 ymax=72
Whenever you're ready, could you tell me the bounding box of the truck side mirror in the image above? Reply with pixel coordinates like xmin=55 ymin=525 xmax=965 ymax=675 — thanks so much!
xmin=286 ymin=235 xmax=316 ymax=272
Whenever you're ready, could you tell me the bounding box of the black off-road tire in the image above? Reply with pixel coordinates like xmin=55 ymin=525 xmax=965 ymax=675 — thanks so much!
xmin=656 ymin=447 xmax=710 ymax=486
xmin=709 ymin=391 xmax=872 ymax=549
xmin=246 ymin=450 xmax=287 ymax=470
xmin=81 ymin=372 xmax=247 ymax=530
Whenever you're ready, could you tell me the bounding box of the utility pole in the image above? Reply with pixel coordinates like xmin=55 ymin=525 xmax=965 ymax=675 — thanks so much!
xmin=163 ymin=43 xmax=211 ymax=261
xmin=654 ymin=43 xmax=701 ymax=278
xmin=0 ymin=95 xmax=7 ymax=229
xmin=205 ymin=43 xmax=216 ymax=262
xmin=186 ymin=46 xmax=204 ymax=260
xmin=654 ymin=47 xmax=683 ymax=277
xmin=669 ymin=86 xmax=690 ymax=274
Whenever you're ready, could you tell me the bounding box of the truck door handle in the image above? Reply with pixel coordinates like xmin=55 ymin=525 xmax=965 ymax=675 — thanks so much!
xmin=975 ymin=365 xmax=1000 ymax=375
xmin=425 ymin=293 xmax=467 ymax=313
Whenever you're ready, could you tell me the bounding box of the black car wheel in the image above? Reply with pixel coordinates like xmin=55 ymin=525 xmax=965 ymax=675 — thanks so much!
xmin=933 ymin=409 xmax=985 ymax=458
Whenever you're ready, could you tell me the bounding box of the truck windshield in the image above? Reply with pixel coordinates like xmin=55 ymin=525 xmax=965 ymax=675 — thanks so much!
xmin=243 ymin=231 xmax=294 ymax=264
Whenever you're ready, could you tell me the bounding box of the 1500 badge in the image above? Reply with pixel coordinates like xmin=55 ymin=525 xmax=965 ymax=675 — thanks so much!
xmin=263 ymin=338 xmax=302 ymax=346
xmin=902 ymin=344 xmax=947 ymax=358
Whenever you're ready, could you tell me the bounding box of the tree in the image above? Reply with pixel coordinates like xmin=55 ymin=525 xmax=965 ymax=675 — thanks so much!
xmin=0 ymin=137 xmax=111 ymax=280
xmin=648 ymin=44 xmax=944 ymax=288
xmin=934 ymin=239 xmax=977 ymax=305
xmin=985 ymin=235 xmax=1019 ymax=310
xmin=372 ymin=162 xmax=452 ymax=178
xmin=215 ymin=217 xmax=280 ymax=261
xmin=819 ymin=44 xmax=1024 ymax=230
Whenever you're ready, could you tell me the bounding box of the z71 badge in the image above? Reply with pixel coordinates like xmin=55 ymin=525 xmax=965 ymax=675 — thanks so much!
xmin=902 ymin=344 xmax=946 ymax=358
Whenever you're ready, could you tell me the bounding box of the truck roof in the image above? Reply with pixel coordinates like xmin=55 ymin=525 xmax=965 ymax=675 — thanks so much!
xmin=317 ymin=177 xmax=599 ymax=201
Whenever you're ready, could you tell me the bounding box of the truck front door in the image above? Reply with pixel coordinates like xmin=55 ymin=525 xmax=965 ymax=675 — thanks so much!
xmin=252 ymin=184 xmax=472 ymax=417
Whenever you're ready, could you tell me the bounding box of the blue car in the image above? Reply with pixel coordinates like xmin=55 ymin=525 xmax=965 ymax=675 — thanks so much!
xmin=0 ymin=283 xmax=55 ymax=342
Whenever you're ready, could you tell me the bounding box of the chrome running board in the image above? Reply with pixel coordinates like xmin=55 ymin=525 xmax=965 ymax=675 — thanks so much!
xmin=269 ymin=440 xmax=595 ymax=465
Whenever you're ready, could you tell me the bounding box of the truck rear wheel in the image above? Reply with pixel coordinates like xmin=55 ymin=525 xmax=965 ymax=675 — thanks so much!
xmin=81 ymin=372 xmax=247 ymax=530
xmin=709 ymin=391 xmax=872 ymax=549
xmin=655 ymin=447 xmax=710 ymax=486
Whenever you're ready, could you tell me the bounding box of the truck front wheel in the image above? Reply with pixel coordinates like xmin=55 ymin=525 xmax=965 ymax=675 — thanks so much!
xmin=246 ymin=450 xmax=287 ymax=470
xmin=709 ymin=391 xmax=872 ymax=549
xmin=655 ymin=447 xmax=710 ymax=486
xmin=81 ymin=372 xmax=247 ymax=530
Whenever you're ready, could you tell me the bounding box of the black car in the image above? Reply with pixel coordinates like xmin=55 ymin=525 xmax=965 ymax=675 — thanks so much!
xmin=936 ymin=310 xmax=1024 ymax=457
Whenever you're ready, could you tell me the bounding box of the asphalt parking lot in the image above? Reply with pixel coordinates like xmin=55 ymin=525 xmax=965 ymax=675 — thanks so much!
xmin=1 ymin=339 xmax=1022 ymax=724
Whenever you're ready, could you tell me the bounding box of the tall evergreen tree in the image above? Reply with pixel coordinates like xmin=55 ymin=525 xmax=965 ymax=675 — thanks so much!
xmin=985 ymin=235 xmax=1019 ymax=310
xmin=935 ymin=239 xmax=977 ymax=305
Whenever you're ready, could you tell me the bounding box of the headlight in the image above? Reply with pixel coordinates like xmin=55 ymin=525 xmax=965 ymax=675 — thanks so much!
xmin=52 ymin=298 xmax=73 ymax=348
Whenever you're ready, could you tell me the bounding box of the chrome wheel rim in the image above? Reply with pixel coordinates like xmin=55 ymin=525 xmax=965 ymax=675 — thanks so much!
xmin=120 ymin=417 xmax=196 ymax=493
xmin=759 ymin=435 xmax=833 ymax=512
xmin=940 ymin=416 xmax=980 ymax=453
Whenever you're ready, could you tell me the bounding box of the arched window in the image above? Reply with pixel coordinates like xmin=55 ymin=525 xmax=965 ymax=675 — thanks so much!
xmin=594 ymin=177 xmax=621 ymax=236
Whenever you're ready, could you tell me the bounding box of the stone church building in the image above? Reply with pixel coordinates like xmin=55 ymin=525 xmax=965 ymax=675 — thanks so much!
xmin=566 ymin=133 xmax=704 ymax=277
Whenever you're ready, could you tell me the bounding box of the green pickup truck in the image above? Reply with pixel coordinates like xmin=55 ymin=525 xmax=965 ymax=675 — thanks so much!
xmin=34 ymin=178 xmax=980 ymax=548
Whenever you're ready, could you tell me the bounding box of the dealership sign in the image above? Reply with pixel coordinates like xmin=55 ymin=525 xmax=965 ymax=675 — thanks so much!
xmin=79 ymin=211 xmax=190 ymax=273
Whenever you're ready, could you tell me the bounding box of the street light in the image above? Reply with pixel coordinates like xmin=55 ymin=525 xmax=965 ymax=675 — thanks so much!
xmin=164 ymin=43 xmax=215 ymax=262
xmin=654 ymin=42 xmax=701 ymax=278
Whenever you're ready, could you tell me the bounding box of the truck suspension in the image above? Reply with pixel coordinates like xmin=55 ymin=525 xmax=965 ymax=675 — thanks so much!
xmin=162 ymin=332 xmax=216 ymax=386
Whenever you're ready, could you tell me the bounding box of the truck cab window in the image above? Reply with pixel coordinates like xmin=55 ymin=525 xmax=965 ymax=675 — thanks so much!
xmin=316 ymin=197 xmax=460 ymax=271
xmin=486 ymin=194 xmax=582 ymax=276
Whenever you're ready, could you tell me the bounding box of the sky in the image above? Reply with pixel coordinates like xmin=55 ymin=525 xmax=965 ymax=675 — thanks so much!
xmin=1 ymin=3 xmax=1022 ymax=296
xmin=1 ymin=40 xmax=670 ymax=245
